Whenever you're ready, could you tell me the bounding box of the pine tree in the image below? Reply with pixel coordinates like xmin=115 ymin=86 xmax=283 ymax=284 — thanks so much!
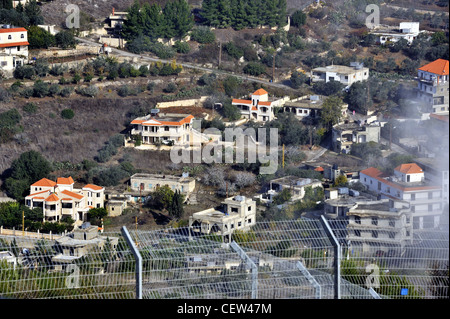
xmin=245 ymin=0 xmax=261 ymax=28
xmin=141 ymin=3 xmax=165 ymax=39
xmin=201 ymin=0 xmax=219 ymax=27
xmin=172 ymin=0 xmax=194 ymax=38
xmin=163 ymin=1 xmax=177 ymax=38
xmin=121 ymin=1 xmax=144 ymax=40
xmin=216 ymin=0 xmax=232 ymax=28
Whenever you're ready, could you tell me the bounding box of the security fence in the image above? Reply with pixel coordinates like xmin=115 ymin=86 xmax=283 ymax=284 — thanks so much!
xmin=0 ymin=217 xmax=448 ymax=299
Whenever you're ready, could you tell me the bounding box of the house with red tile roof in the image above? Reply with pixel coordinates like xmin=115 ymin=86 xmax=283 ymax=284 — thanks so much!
xmin=0 ymin=25 xmax=29 ymax=76
xmin=232 ymin=89 xmax=286 ymax=122
xmin=130 ymin=113 xmax=198 ymax=147
xmin=417 ymin=59 xmax=449 ymax=114
xmin=359 ymin=164 xmax=444 ymax=230
xmin=25 ymin=177 xmax=105 ymax=224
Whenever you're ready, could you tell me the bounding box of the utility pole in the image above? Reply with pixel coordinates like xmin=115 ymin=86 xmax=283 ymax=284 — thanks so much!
xmin=22 ymin=211 xmax=24 ymax=236
xmin=282 ymin=144 xmax=285 ymax=168
xmin=218 ymin=41 xmax=222 ymax=68
xmin=272 ymin=52 xmax=275 ymax=82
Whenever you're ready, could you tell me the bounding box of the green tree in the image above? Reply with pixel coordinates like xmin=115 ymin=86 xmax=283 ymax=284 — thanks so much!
xmin=291 ymin=9 xmax=307 ymax=27
xmin=333 ymin=175 xmax=348 ymax=187
xmin=27 ymin=25 xmax=55 ymax=49
xmin=150 ymin=185 xmax=175 ymax=211
xmin=55 ymin=30 xmax=77 ymax=49
xmin=9 ymin=150 xmax=52 ymax=184
xmin=24 ymin=0 xmax=43 ymax=25
xmin=272 ymin=188 xmax=292 ymax=205
xmin=320 ymin=96 xmax=344 ymax=130
xmin=290 ymin=71 xmax=308 ymax=89
xmin=168 ymin=190 xmax=184 ymax=219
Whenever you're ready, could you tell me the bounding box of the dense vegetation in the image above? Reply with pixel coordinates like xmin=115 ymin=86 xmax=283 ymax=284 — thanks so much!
xmin=201 ymin=0 xmax=287 ymax=30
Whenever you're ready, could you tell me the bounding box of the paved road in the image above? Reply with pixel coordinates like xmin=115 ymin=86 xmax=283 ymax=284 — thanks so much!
xmin=76 ymin=37 xmax=293 ymax=90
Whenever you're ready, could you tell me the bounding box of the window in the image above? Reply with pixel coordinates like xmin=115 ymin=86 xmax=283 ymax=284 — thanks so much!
xmin=0 ymin=61 xmax=6 ymax=66
xmin=355 ymin=216 xmax=361 ymax=224
xmin=389 ymin=220 xmax=395 ymax=227
xmin=372 ymin=217 xmax=378 ymax=226
xmin=372 ymin=230 xmax=378 ymax=238
xmin=8 ymin=35 xmax=12 ymax=39
xmin=96 ymin=193 xmax=100 ymax=197
xmin=389 ymin=232 xmax=395 ymax=239
xmin=164 ymin=126 xmax=170 ymax=131
xmin=355 ymin=230 xmax=361 ymax=237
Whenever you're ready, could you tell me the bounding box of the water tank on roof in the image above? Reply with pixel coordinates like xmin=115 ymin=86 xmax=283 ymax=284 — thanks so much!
xmin=310 ymin=95 xmax=320 ymax=101
xmin=338 ymin=187 xmax=349 ymax=195
xmin=80 ymin=222 xmax=91 ymax=229
xmin=235 ymin=195 xmax=245 ymax=201
xmin=182 ymin=172 xmax=189 ymax=178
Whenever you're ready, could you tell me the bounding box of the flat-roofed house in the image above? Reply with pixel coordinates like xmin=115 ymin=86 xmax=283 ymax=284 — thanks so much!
xmin=310 ymin=63 xmax=369 ymax=88
xmin=25 ymin=177 xmax=105 ymax=224
xmin=190 ymin=195 xmax=256 ymax=242
xmin=127 ymin=173 xmax=196 ymax=203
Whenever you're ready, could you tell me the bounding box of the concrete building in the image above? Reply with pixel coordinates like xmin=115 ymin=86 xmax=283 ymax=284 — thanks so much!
xmin=346 ymin=199 xmax=413 ymax=256
xmin=260 ymin=176 xmax=323 ymax=204
xmin=371 ymin=22 xmax=421 ymax=45
xmin=414 ymin=157 xmax=449 ymax=205
xmin=310 ymin=62 xmax=369 ymax=88
xmin=283 ymin=95 xmax=348 ymax=122
xmin=52 ymin=222 xmax=119 ymax=272
xmin=190 ymin=195 xmax=256 ymax=242
xmin=416 ymin=59 xmax=449 ymax=114
xmin=130 ymin=113 xmax=196 ymax=146
xmin=232 ymin=89 xmax=286 ymax=122
xmin=127 ymin=173 xmax=196 ymax=204
xmin=24 ymin=177 xmax=105 ymax=224
xmin=332 ymin=121 xmax=381 ymax=154
xmin=0 ymin=25 xmax=29 ymax=77
xmin=360 ymin=164 xmax=444 ymax=230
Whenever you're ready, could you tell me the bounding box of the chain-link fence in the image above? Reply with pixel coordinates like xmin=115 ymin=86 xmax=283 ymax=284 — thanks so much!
xmin=0 ymin=217 xmax=448 ymax=299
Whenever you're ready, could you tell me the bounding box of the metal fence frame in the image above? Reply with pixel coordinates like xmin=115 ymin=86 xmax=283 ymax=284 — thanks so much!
xmin=0 ymin=219 xmax=448 ymax=299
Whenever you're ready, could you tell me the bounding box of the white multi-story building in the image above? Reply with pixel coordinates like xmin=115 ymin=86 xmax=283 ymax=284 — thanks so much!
xmin=416 ymin=59 xmax=449 ymax=114
xmin=0 ymin=25 xmax=29 ymax=76
xmin=190 ymin=195 xmax=256 ymax=242
xmin=346 ymin=199 xmax=413 ymax=256
xmin=130 ymin=113 xmax=195 ymax=146
xmin=360 ymin=164 xmax=444 ymax=230
xmin=310 ymin=62 xmax=369 ymax=89
xmin=25 ymin=177 xmax=105 ymax=224
xmin=232 ymin=89 xmax=285 ymax=122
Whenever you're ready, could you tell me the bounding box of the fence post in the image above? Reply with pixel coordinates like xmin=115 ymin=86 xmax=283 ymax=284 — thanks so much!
xmin=230 ymin=241 xmax=258 ymax=299
xmin=297 ymin=261 xmax=321 ymax=299
xmin=320 ymin=215 xmax=341 ymax=299
xmin=121 ymin=226 xmax=143 ymax=299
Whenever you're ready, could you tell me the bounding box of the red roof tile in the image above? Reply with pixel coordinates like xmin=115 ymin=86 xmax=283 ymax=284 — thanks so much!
xmin=418 ymin=59 xmax=449 ymax=76
xmin=252 ymin=89 xmax=268 ymax=96
xmin=395 ymin=163 xmax=423 ymax=174
xmin=31 ymin=178 xmax=57 ymax=188
xmin=57 ymin=176 xmax=74 ymax=185
xmin=83 ymin=184 xmax=104 ymax=191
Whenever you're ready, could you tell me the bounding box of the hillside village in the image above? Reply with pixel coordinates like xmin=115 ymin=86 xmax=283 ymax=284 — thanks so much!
xmin=0 ymin=0 xmax=448 ymax=300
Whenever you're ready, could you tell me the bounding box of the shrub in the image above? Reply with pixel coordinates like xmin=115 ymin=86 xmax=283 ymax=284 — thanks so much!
xmin=243 ymin=62 xmax=266 ymax=76
xmin=76 ymin=85 xmax=99 ymax=97
xmin=23 ymin=102 xmax=38 ymax=114
xmin=13 ymin=65 xmax=36 ymax=80
xmin=59 ymin=87 xmax=73 ymax=97
xmin=32 ymin=80 xmax=49 ymax=97
xmin=48 ymin=84 xmax=61 ymax=97
xmin=191 ymin=26 xmax=215 ymax=44
xmin=164 ymin=82 xmax=177 ymax=93
xmin=61 ymin=108 xmax=75 ymax=119
xmin=173 ymin=40 xmax=190 ymax=53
